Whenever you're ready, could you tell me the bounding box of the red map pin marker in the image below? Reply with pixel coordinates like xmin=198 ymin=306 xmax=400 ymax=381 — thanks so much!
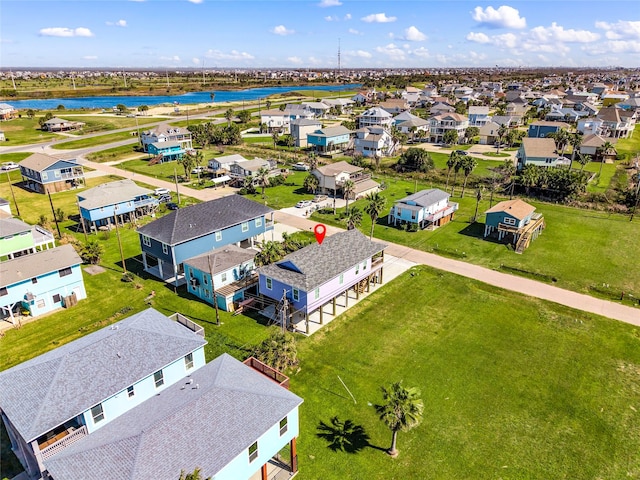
xmin=314 ymin=224 xmax=326 ymax=244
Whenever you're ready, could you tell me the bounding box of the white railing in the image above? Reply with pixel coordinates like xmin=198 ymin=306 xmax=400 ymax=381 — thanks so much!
xmin=40 ymin=425 xmax=88 ymax=460
xmin=169 ymin=313 xmax=205 ymax=337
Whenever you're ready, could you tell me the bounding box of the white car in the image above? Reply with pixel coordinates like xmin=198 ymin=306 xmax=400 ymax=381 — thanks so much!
xmin=191 ymin=166 xmax=205 ymax=174
xmin=1 ymin=162 xmax=19 ymax=171
xmin=296 ymin=200 xmax=313 ymax=208
xmin=154 ymin=187 xmax=170 ymax=196
xmin=293 ymin=162 xmax=309 ymax=171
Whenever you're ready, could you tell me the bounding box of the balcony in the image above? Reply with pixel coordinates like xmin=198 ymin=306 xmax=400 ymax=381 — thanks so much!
xmin=243 ymin=357 xmax=290 ymax=389
xmin=59 ymin=169 xmax=84 ymax=180
xmin=134 ymin=197 xmax=159 ymax=209
xmin=169 ymin=313 xmax=205 ymax=337
xmin=39 ymin=425 xmax=88 ymax=460
xmin=424 ymin=202 xmax=459 ymax=222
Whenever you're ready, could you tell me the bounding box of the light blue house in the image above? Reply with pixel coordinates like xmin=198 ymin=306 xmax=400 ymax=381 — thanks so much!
xmin=78 ymin=179 xmax=159 ymax=231
xmin=147 ymin=141 xmax=185 ymax=161
xmin=0 ymin=308 xmax=302 ymax=480
xmin=19 ymin=153 xmax=85 ymax=194
xmin=0 ymin=244 xmax=86 ymax=324
xmin=388 ymin=189 xmax=458 ymax=229
xmin=184 ymin=244 xmax=257 ymax=311
xmin=517 ymin=137 xmax=569 ymax=170
xmin=484 ymin=199 xmax=545 ymax=253
xmin=307 ymin=125 xmax=353 ymax=153
xmin=137 ymin=195 xmax=273 ymax=284
xmin=527 ymin=121 xmax=570 ymax=138
xmin=258 ymin=229 xmax=386 ymax=333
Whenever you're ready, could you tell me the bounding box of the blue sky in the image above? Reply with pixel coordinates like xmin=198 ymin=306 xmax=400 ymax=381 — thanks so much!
xmin=1 ymin=1 xmax=639 ymax=69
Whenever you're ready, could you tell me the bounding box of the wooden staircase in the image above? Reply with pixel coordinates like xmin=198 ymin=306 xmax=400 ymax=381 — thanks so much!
xmin=515 ymin=216 xmax=545 ymax=254
xmin=148 ymin=154 xmax=163 ymax=166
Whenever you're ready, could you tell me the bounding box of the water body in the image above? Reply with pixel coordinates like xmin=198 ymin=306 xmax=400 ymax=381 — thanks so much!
xmin=7 ymin=84 xmax=361 ymax=110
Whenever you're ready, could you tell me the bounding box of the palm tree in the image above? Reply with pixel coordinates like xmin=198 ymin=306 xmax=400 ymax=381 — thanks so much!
xmin=342 ymin=179 xmax=355 ymax=214
xmin=473 ymin=187 xmax=483 ymax=222
xmin=451 ymin=157 xmax=463 ymax=196
xmin=496 ymin=124 xmax=508 ymax=153
xmin=255 ymin=166 xmax=270 ymax=198
xmin=460 ymin=157 xmax=478 ymax=198
xmin=597 ymin=141 xmax=615 ymax=178
xmin=364 ymin=192 xmax=386 ymax=240
xmin=445 ymin=151 xmax=459 ymax=189
xmin=272 ymin=129 xmax=280 ymax=148
xmin=575 ymin=152 xmax=591 ymax=172
xmin=224 ymin=108 xmax=234 ymax=126
xmin=568 ymin=132 xmax=582 ymax=169
xmin=344 ymin=207 xmax=363 ymax=230
xmin=303 ymin=174 xmax=319 ymax=194
xmin=138 ymin=105 xmax=149 ymax=116
xmin=375 ymin=382 xmax=423 ymax=457
xmin=253 ymin=330 xmax=298 ymax=371
xmin=254 ymin=240 xmax=285 ymax=266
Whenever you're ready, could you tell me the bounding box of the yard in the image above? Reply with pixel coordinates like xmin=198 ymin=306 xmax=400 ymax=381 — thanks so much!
xmin=0 ymin=117 xmax=58 ymax=145
xmin=61 ymin=115 xmax=162 ymax=135
xmin=50 ymin=130 xmax=137 ymax=150
xmin=292 ymin=265 xmax=640 ymax=479
xmin=311 ymin=173 xmax=640 ymax=302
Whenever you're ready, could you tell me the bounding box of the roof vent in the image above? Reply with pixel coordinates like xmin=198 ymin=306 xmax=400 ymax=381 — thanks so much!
xmin=195 ymin=384 xmax=200 ymax=389
xmin=116 ymin=352 xmax=122 ymax=358
xmin=188 ymin=378 xmax=193 ymax=385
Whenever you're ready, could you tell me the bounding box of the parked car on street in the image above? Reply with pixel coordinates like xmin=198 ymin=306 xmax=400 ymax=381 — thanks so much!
xmin=313 ymin=194 xmax=328 ymax=203
xmin=154 ymin=187 xmax=170 ymax=196
xmin=157 ymin=194 xmax=171 ymax=204
xmin=455 ymin=150 xmax=469 ymax=156
xmin=166 ymin=202 xmax=179 ymax=210
xmin=296 ymin=200 xmax=313 ymax=208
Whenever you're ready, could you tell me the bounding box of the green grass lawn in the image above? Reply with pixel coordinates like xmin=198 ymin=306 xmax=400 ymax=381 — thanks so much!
xmin=312 ymin=174 xmax=640 ymax=300
xmin=62 ymin=115 xmax=161 ymax=135
xmin=119 ymin=157 xmax=191 ymax=182
xmin=86 ymin=144 xmax=147 ymax=163
xmin=292 ymin=266 xmax=640 ymax=479
xmin=0 ymin=152 xmax=31 ymax=164
xmin=0 ymin=117 xmax=58 ymax=145
xmin=243 ymin=170 xmax=315 ymax=209
xmin=615 ymin=124 xmax=640 ymax=159
xmin=582 ymin=161 xmax=619 ymax=193
xmin=50 ymin=130 xmax=136 ymax=149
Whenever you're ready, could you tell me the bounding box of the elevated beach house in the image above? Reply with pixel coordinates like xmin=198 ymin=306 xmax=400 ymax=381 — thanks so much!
xmin=0 ymin=308 xmax=302 ymax=480
xmin=388 ymin=189 xmax=458 ymax=230
xmin=484 ymin=199 xmax=545 ymax=253
xmin=19 ymin=153 xmax=85 ymax=194
xmin=137 ymin=195 xmax=273 ymax=283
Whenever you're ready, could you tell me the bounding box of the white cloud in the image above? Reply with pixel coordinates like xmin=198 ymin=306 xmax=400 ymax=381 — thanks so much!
xmin=492 ymin=32 xmax=518 ymax=48
xmin=355 ymin=50 xmax=372 ymax=58
xmin=319 ymin=0 xmax=342 ymax=6
xmin=82 ymin=55 xmax=98 ymax=60
xmin=39 ymin=27 xmax=94 ymax=37
xmin=344 ymin=13 xmax=351 ymax=20
xmin=106 ymin=19 xmax=127 ymax=27
xmin=471 ymin=5 xmax=526 ymax=29
xmin=375 ymin=43 xmax=406 ymax=60
xmin=466 ymin=31 xmax=490 ymax=43
xmin=324 ymin=16 xmax=338 ymax=22
xmin=271 ymin=25 xmax=294 ymax=36
xmin=287 ymin=56 xmax=304 ymax=64
xmin=529 ymin=22 xmax=599 ymax=43
xmin=583 ymin=40 xmax=640 ymax=55
xmin=361 ymin=13 xmax=397 ymax=23
xmin=348 ymin=28 xmax=362 ymax=35
xmin=187 ymin=0 xmax=203 ymax=4
xmin=403 ymin=26 xmax=426 ymax=41
xmin=413 ymin=47 xmax=430 ymax=58
xmin=204 ymin=49 xmax=255 ymax=61
xmin=160 ymin=55 xmax=181 ymax=62
xmin=192 ymin=57 xmax=201 ymax=65
xmin=595 ymin=20 xmax=640 ymax=40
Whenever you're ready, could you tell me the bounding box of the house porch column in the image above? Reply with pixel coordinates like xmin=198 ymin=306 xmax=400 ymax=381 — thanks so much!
xmin=142 ymin=252 xmax=148 ymax=270
xmin=305 ymin=312 xmax=309 ymax=334
xmin=332 ymin=297 xmax=336 ymax=315
xmin=158 ymin=259 xmax=164 ymax=278
xmin=290 ymin=437 xmax=298 ymax=473
xmin=319 ymin=304 xmax=324 ymax=324
xmin=344 ymin=290 xmax=349 ymax=308
xmin=261 ymin=463 xmax=268 ymax=480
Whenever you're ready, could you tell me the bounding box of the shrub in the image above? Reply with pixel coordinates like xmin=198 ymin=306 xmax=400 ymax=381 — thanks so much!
xmin=121 ymin=272 xmax=135 ymax=283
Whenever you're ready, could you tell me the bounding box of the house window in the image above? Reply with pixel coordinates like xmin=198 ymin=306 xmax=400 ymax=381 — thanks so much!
xmin=52 ymin=294 xmax=62 ymax=304
xmin=314 ymin=288 xmax=320 ymax=300
xmin=292 ymin=288 xmax=299 ymax=301
xmin=127 ymin=386 xmax=135 ymax=398
xmin=91 ymin=404 xmax=105 ymax=424
xmin=503 ymin=217 xmax=516 ymax=226
xmin=215 ymin=231 xmax=222 ymax=242
xmin=204 ymin=289 xmax=210 ymax=298
xmin=248 ymin=442 xmax=259 ymax=463
xmin=162 ymin=243 xmax=168 ymax=255
xmin=221 ymin=272 xmax=227 ymax=283
xmin=279 ymin=417 xmax=288 ymax=436
xmin=59 ymin=267 xmax=72 ymax=277
xmin=397 ymin=208 xmax=402 ymax=216
xmin=54 ymin=171 xmax=61 ymax=178
xmin=31 ymin=278 xmax=38 ymax=284
xmin=339 ymin=273 xmax=344 ymax=284
xmin=0 ymin=287 xmax=7 ymax=297
xmin=42 ymin=172 xmax=48 ymax=180
xmin=185 ymin=353 xmax=194 ymax=370
xmin=266 ymin=277 xmax=273 ymax=290
xmin=411 ymin=212 xmax=417 ymax=220
xmin=362 ymin=261 xmax=367 ymax=271
xmin=36 ymin=299 xmax=45 ymax=308
xmin=255 ymin=218 xmax=262 ymax=228
xmin=142 ymin=235 xmax=151 ymax=247
xmin=204 ymin=275 xmax=208 ymax=285
xmin=153 ymin=370 xmax=164 ymax=388
xmin=241 ymin=222 xmax=249 ymax=232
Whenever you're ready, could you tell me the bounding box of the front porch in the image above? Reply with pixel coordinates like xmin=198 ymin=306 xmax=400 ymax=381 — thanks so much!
xmin=248 ymin=441 xmax=298 ymax=480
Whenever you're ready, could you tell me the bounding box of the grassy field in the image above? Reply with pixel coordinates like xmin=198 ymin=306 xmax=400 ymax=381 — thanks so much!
xmin=0 ymin=117 xmax=58 ymax=145
xmin=0 ymin=152 xmax=31 ymax=164
xmin=62 ymin=115 xmax=161 ymax=135
xmin=50 ymin=130 xmax=137 ymax=150
xmin=583 ymin=161 xmax=619 ymax=193
xmin=615 ymin=124 xmax=640 ymax=159
xmin=292 ymin=266 xmax=640 ymax=479
xmin=312 ymin=173 xmax=640 ymax=301
xmin=86 ymin=144 xmax=147 ymax=163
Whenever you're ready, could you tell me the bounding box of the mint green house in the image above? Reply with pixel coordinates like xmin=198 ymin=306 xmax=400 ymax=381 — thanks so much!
xmin=0 ymin=218 xmax=55 ymax=260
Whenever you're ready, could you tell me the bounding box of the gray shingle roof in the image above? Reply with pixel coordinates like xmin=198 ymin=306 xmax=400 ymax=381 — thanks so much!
xmin=258 ymin=229 xmax=386 ymax=291
xmin=396 ymin=189 xmax=450 ymax=208
xmin=0 ymin=244 xmax=82 ymax=288
xmin=19 ymin=153 xmax=76 ymax=172
xmin=44 ymin=354 xmax=303 ymax=480
xmin=78 ymin=179 xmax=153 ymax=210
xmin=137 ymin=195 xmax=273 ymax=246
xmin=0 ymin=308 xmax=206 ymax=442
xmin=184 ymin=245 xmax=256 ymax=274
xmin=0 ymin=217 xmax=31 ymax=237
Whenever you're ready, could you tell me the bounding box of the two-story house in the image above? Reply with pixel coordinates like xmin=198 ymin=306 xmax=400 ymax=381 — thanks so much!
xmin=356 ymin=107 xmax=394 ymax=130
xmin=41 ymin=117 xmax=85 ymax=132
xmin=228 ymin=158 xmax=276 ymax=180
xmin=484 ymin=199 xmax=545 ymax=253
xmin=596 ymin=106 xmax=635 ymax=138
xmin=184 ymin=245 xmax=257 ymax=312
xmin=0 ymin=103 xmax=17 ymax=120
xmin=19 ymin=153 xmax=85 ymax=194
xmin=467 ymin=106 xmax=491 ymax=127
xmin=393 ymin=111 xmax=429 ymax=137
xmin=306 ymin=125 xmax=353 ymax=154
xmin=527 ymin=121 xmax=570 ymax=138
xmin=0 ymin=308 xmax=303 ymax=480
xmin=0 ymin=244 xmax=86 ymax=323
xmin=141 ymin=123 xmax=193 ymax=153
xmin=312 ymin=160 xmax=380 ymax=199
xmin=258 ymin=229 xmax=386 ymax=334
xmin=260 ymin=105 xmax=314 ymax=134
xmin=387 ymin=189 xmax=458 ymax=230
xmin=353 ymin=126 xmax=397 ymax=158
xmin=137 ymin=195 xmax=273 ymax=283
xmin=517 ymin=137 xmax=568 ymax=170
xmin=290 ymin=118 xmax=322 ymax=148
xmin=0 ymin=218 xmax=55 ymax=260
xmin=78 ymin=179 xmax=158 ymax=232
xmin=429 ymin=113 xmax=469 ymax=144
